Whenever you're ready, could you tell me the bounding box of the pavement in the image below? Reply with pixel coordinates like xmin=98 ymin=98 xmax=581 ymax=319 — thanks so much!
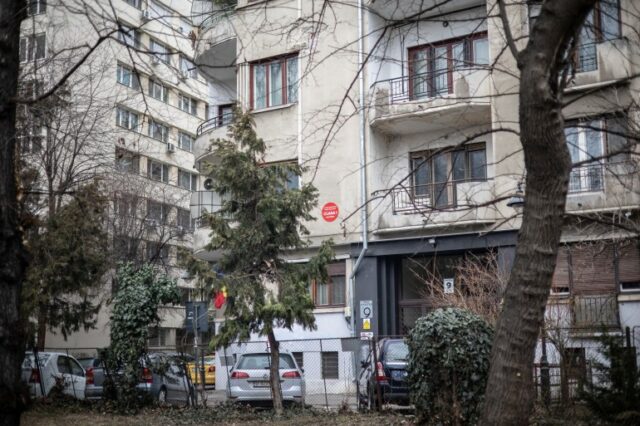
xmin=195 ymin=387 xmax=359 ymax=410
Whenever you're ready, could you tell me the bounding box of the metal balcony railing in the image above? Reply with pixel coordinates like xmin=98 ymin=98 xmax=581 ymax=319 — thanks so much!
xmin=200 ymin=3 xmax=236 ymax=31
xmin=196 ymin=111 xmax=235 ymax=136
xmin=375 ymin=68 xmax=452 ymax=104
xmin=190 ymin=190 xmax=225 ymax=227
xmin=572 ymin=294 xmax=619 ymax=329
xmin=569 ymin=164 xmax=604 ymax=194
xmin=376 ymin=182 xmax=458 ymax=214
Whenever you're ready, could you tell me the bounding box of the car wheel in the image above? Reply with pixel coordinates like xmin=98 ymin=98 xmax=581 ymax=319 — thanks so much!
xmin=157 ymin=387 xmax=167 ymax=406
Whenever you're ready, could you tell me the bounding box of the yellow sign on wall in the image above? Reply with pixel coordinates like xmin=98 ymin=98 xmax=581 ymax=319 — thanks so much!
xmin=362 ymin=318 xmax=371 ymax=330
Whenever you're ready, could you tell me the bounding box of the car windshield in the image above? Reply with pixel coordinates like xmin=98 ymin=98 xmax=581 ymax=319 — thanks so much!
xmin=237 ymin=354 xmax=295 ymax=370
xmin=385 ymin=341 xmax=409 ymax=362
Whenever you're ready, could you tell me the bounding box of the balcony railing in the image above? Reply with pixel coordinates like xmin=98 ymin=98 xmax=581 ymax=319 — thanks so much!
xmin=375 ymin=182 xmax=457 ymax=214
xmin=572 ymin=294 xmax=619 ymax=329
xmin=200 ymin=3 xmax=236 ymax=31
xmin=569 ymin=164 xmax=603 ymax=194
xmin=196 ymin=111 xmax=235 ymax=136
xmin=190 ymin=190 xmax=225 ymax=227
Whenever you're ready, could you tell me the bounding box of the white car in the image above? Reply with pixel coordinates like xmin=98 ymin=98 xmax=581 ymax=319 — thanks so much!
xmin=22 ymin=352 xmax=86 ymax=399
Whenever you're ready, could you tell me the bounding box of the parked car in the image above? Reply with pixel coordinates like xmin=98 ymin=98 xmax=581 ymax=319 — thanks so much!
xmin=187 ymin=354 xmax=216 ymax=387
xmin=358 ymin=338 xmax=410 ymax=409
xmin=77 ymin=357 xmax=105 ymax=400
xmin=22 ymin=352 xmax=86 ymax=400
xmin=227 ymin=352 xmax=304 ymax=404
xmin=140 ymin=352 xmax=194 ymax=406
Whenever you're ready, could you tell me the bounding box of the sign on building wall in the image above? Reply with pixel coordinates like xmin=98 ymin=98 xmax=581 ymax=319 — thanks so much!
xmin=443 ymin=278 xmax=455 ymax=294
xmin=321 ymin=202 xmax=339 ymax=222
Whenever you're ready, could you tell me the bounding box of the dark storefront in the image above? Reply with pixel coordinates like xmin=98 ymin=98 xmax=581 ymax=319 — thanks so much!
xmin=352 ymin=230 xmax=518 ymax=336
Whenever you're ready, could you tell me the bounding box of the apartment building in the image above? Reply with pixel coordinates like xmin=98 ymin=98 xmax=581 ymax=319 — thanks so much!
xmin=19 ymin=0 xmax=210 ymax=350
xmin=193 ymin=0 xmax=640 ymax=388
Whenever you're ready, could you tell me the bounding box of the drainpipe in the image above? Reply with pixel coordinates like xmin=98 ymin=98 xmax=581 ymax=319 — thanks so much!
xmin=349 ymin=0 xmax=367 ymax=334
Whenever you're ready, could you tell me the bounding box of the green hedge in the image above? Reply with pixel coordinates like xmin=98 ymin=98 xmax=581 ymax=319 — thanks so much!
xmin=407 ymin=308 xmax=493 ymax=425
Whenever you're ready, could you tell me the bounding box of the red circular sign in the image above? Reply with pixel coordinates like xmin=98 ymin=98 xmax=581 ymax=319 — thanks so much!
xmin=321 ymin=202 xmax=339 ymax=222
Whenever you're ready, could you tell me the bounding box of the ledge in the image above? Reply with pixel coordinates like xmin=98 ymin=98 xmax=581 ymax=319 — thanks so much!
xmin=250 ymin=102 xmax=297 ymax=115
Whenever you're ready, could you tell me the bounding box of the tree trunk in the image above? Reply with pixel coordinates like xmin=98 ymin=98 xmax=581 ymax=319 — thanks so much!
xmin=267 ymin=329 xmax=284 ymax=415
xmin=0 ymin=1 xmax=29 ymax=425
xmin=480 ymin=1 xmax=597 ymax=425
xmin=37 ymin=305 xmax=47 ymax=350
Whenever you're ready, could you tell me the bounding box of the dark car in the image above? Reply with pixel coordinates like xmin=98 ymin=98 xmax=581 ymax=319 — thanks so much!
xmin=358 ymin=338 xmax=410 ymax=409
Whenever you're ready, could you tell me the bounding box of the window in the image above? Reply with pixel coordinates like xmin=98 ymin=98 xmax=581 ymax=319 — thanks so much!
xmin=177 ymin=208 xmax=194 ymax=231
xmin=18 ymin=126 xmax=44 ymax=154
xmin=123 ymin=0 xmax=141 ymax=9
xmin=178 ymin=132 xmax=194 ymax=152
xmin=114 ymin=193 xmax=138 ymax=217
xmin=148 ymin=327 xmax=171 ymax=347
xmin=620 ymin=282 xmax=640 ymax=292
xmin=409 ymin=33 xmax=488 ymax=99
xmin=251 ymin=54 xmax=298 ymax=109
xmin=147 ymin=200 xmax=168 ymax=224
xmin=218 ymin=104 xmax=235 ymax=126
xmin=148 ymin=119 xmax=169 ymax=142
xmin=150 ymin=39 xmax=170 ymax=64
xmin=113 ymin=235 xmax=139 ymax=260
xmin=321 ymin=352 xmax=339 ymax=379
xmin=178 ymin=169 xmax=198 ymax=190
xmin=147 ymin=159 xmax=169 ymax=183
xmin=117 ymin=24 xmax=140 ymax=48
xmin=292 ymin=352 xmax=304 ymax=370
xmin=27 ymin=0 xmax=46 ymax=15
xmin=237 ymin=353 xmax=296 ymax=369
xmin=310 ymin=262 xmax=346 ymax=307
xmin=115 ymin=149 xmax=139 ymax=174
xmin=116 ymin=63 xmax=140 ymax=90
xmin=149 ymin=1 xmax=172 ymax=26
xmin=269 ymin=161 xmax=300 ymax=191
xmin=179 ymin=94 xmax=198 ymax=115
xmin=180 ymin=55 xmax=198 ymax=78
xmin=573 ymin=1 xmax=621 ymax=72
xmin=116 ymin=107 xmax=139 ymax=131
xmin=19 ymin=33 xmax=46 ymax=62
xmin=148 ymin=79 xmax=168 ymax=102
xmin=410 ymin=143 xmax=487 ymax=209
xmin=565 ymin=119 xmax=605 ymax=193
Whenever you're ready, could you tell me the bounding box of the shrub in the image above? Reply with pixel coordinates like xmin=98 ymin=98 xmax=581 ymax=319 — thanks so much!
xmin=407 ymin=308 xmax=493 ymax=425
xmin=581 ymin=331 xmax=640 ymax=425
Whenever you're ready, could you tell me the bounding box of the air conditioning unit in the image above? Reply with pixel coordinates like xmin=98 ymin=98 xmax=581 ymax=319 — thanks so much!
xmin=203 ymin=178 xmax=214 ymax=190
xmin=167 ymin=143 xmax=176 ymax=153
xmin=141 ymin=10 xmax=151 ymax=21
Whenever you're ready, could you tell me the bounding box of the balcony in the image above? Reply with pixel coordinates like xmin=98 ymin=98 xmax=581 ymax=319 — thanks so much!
xmin=371 ymin=180 xmax=496 ymax=234
xmin=566 ymin=161 xmax=640 ymax=212
xmin=567 ymin=38 xmax=633 ymax=89
xmin=572 ymin=294 xmax=619 ymax=329
xmin=195 ymin=6 xmax=236 ymax=82
xmin=190 ymin=190 xmax=224 ymax=261
xmin=370 ymin=67 xmax=490 ymax=135
xmin=194 ymin=111 xmax=235 ymax=162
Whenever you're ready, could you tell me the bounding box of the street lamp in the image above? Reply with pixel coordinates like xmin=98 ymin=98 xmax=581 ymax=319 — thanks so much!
xmin=507 ymin=181 xmax=525 ymax=209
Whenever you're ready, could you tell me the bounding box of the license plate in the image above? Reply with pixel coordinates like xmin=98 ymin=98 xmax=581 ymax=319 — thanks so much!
xmin=252 ymin=381 xmax=270 ymax=388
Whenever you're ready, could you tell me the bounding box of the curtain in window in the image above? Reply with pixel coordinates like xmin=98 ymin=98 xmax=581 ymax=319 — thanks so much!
xmin=269 ymin=61 xmax=283 ymax=106
xmin=287 ymin=57 xmax=298 ymax=103
xmin=254 ymin=64 xmax=267 ymax=109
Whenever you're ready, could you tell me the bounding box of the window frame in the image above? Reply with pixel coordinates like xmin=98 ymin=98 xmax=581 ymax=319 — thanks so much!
xmin=177 ymin=169 xmax=198 ymax=191
xmin=310 ymin=262 xmax=346 ymax=307
xmin=250 ymin=53 xmax=299 ymax=110
xmin=149 ymin=38 xmax=171 ymax=64
xmin=176 ymin=208 xmax=195 ymax=231
xmin=116 ymin=63 xmax=140 ymax=90
xmin=147 ymin=159 xmax=170 ymax=183
xmin=148 ymin=118 xmax=169 ymax=142
xmin=115 ymin=148 xmax=140 ymax=174
xmin=407 ymin=32 xmax=488 ymax=99
xmin=179 ymin=93 xmax=198 ymax=115
xmin=19 ymin=33 xmax=46 ymax=62
xmin=116 ymin=106 xmax=140 ymax=131
xmin=177 ymin=131 xmax=194 ymax=152
xmin=179 ymin=55 xmax=198 ymax=79
xmin=321 ymin=352 xmax=339 ymax=380
xmin=148 ymin=78 xmax=168 ymax=103
xmin=117 ymin=24 xmax=140 ymax=48
xmin=123 ymin=0 xmax=142 ymax=9
xmin=27 ymin=0 xmax=47 ymax=16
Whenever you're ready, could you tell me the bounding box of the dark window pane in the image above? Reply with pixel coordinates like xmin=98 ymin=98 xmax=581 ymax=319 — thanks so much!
xmin=600 ymin=0 xmax=620 ymax=40
xmin=321 ymin=352 xmax=339 ymax=379
xmin=468 ymin=149 xmax=486 ymax=180
xmin=452 ymin=151 xmax=466 ymax=181
xmin=332 ymin=275 xmax=345 ymax=305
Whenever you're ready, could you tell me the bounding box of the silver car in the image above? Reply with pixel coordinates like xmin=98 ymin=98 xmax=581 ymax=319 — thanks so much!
xmin=227 ymin=352 xmax=304 ymax=404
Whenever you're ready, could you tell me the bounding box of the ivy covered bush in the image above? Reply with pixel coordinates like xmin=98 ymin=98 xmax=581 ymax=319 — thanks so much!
xmin=407 ymin=308 xmax=493 ymax=425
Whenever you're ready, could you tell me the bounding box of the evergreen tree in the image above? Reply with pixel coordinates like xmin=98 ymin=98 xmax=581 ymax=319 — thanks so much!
xmin=22 ymin=182 xmax=109 ymax=346
xmin=202 ymin=111 xmax=333 ymax=414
